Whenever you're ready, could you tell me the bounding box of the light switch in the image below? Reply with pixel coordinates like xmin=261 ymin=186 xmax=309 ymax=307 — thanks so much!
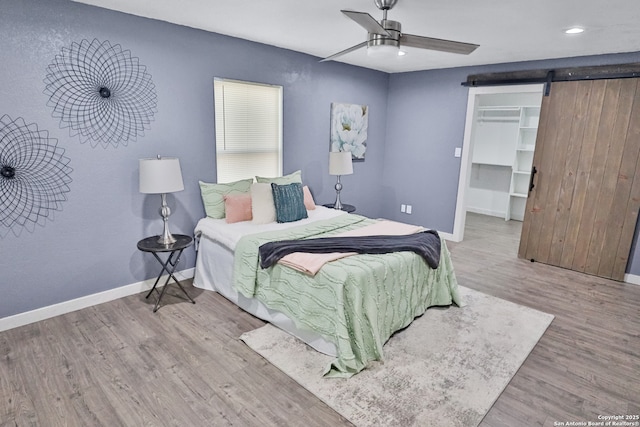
xmin=454 ymin=147 xmax=462 ymax=158
xmin=406 ymin=205 xmax=412 ymax=214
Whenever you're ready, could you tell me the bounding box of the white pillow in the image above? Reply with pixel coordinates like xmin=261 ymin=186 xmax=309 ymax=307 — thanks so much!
xmin=251 ymin=183 xmax=276 ymax=224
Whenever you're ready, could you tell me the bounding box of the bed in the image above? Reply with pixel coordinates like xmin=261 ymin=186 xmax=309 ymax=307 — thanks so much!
xmin=193 ymin=205 xmax=462 ymax=378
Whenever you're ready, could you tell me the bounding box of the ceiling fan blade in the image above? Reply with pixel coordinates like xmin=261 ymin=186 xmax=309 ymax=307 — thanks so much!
xmin=401 ymin=34 xmax=479 ymax=55
xmin=320 ymin=41 xmax=368 ymax=62
xmin=341 ymin=10 xmax=391 ymax=36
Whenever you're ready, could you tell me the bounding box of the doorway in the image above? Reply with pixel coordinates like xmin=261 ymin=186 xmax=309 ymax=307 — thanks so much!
xmin=452 ymin=84 xmax=544 ymax=242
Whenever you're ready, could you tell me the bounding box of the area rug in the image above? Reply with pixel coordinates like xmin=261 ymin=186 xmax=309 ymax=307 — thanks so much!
xmin=240 ymin=286 xmax=554 ymax=427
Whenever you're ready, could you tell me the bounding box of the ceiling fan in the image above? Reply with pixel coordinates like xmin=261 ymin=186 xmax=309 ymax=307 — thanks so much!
xmin=321 ymin=0 xmax=479 ymax=62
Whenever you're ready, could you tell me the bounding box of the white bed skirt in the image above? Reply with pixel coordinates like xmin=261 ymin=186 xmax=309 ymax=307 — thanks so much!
xmin=193 ymin=234 xmax=338 ymax=357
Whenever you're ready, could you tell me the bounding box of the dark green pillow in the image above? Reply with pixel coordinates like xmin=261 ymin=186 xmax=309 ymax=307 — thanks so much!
xmin=271 ymin=182 xmax=308 ymax=223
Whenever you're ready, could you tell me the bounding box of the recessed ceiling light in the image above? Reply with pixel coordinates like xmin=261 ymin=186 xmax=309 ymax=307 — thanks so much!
xmin=565 ymin=27 xmax=585 ymax=34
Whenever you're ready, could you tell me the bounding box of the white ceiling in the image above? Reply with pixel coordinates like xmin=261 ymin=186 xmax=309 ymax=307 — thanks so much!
xmin=71 ymin=0 xmax=640 ymax=73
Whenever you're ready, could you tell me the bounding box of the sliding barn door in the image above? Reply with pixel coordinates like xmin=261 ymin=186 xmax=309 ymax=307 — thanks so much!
xmin=518 ymin=78 xmax=640 ymax=281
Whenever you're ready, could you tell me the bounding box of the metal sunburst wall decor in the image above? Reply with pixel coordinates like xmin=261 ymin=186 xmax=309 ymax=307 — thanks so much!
xmin=0 ymin=115 xmax=72 ymax=238
xmin=43 ymin=38 xmax=157 ymax=148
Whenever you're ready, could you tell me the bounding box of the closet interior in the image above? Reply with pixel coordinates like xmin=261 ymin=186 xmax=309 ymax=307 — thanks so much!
xmin=466 ymin=90 xmax=543 ymax=221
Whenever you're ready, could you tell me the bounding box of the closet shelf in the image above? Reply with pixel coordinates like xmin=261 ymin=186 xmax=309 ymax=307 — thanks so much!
xmin=477 ymin=106 xmax=521 ymax=123
xmin=510 ymin=192 xmax=528 ymax=198
xmin=477 ymin=117 xmax=520 ymax=122
xmin=477 ymin=106 xmax=521 ymax=111
xmin=471 ymin=161 xmax=513 ymax=167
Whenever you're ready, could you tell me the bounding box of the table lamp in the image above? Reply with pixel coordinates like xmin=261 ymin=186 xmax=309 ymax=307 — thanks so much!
xmin=139 ymin=156 xmax=184 ymax=245
xmin=329 ymin=151 xmax=353 ymax=210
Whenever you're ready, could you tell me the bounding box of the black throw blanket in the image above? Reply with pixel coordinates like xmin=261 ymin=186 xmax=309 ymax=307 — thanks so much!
xmin=259 ymin=230 xmax=441 ymax=270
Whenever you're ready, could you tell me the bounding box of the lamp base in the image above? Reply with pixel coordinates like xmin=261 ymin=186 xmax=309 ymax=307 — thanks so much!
xmin=157 ymin=193 xmax=177 ymax=245
xmin=334 ymin=175 xmax=344 ymax=210
xmin=157 ymin=229 xmax=176 ymax=246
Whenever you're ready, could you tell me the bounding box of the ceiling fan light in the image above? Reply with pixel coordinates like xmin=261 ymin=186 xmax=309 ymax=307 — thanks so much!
xmin=367 ymin=43 xmax=400 ymax=57
xmin=565 ymin=27 xmax=584 ymax=34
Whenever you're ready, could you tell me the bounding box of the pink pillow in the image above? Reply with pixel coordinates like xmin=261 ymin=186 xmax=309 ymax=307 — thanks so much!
xmin=303 ymin=185 xmax=316 ymax=210
xmin=224 ymin=193 xmax=252 ymax=223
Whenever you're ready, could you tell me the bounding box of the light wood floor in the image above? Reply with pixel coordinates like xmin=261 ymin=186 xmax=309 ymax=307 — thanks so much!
xmin=1 ymin=213 xmax=639 ymax=426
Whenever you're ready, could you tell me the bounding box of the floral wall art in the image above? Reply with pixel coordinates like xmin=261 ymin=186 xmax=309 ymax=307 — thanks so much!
xmin=330 ymin=102 xmax=368 ymax=161
xmin=43 ymin=38 xmax=157 ymax=148
xmin=0 ymin=115 xmax=72 ymax=238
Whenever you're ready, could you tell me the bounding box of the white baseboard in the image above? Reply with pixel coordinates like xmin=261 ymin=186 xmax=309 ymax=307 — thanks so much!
xmin=0 ymin=268 xmax=195 ymax=333
xmin=624 ymin=273 xmax=640 ymax=286
xmin=466 ymin=207 xmax=506 ymax=219
xmin=438 ymin=231 xmax=456 ymax=242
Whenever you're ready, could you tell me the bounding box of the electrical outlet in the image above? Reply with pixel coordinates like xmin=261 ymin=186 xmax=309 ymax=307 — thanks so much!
xmin=401 ymin=204 xmax=406 ymax=213
xmin=406 ymin=205 xmax=412 ymax=214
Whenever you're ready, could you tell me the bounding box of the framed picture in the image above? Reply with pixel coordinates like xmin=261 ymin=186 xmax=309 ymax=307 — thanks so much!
xmin=330 ymin=102 xmax=368 ymax=162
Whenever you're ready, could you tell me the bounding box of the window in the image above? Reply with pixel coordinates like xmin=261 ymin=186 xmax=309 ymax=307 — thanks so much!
xmin=214 ymin=78 xmax=283 ymax=183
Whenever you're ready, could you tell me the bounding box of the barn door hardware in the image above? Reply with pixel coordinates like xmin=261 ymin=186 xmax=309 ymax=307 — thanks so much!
xmin=529 ymin=166 xmax=538 ymax=192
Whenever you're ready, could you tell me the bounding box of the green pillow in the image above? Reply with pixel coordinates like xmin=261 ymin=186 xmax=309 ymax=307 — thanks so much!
xmin=199 ymin=178 xmax=253 ymax=219
xmin=271 ymin=182 xmax=308 ymax=223
xmin=255 ymin=170 xmax=302 ymax=185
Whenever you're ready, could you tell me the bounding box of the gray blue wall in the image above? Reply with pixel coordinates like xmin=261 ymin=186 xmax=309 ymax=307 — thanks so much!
xmin=1 ymin=0 xmax=639 ymax=320
xmin=0 ymin=0 xmax=388 ymax=318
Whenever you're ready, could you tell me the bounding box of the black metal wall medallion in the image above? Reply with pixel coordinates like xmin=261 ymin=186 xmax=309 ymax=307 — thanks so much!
xmin=43 ymin=38 xmax=157 ymax=148
xmin=0 ymin=115 xmax=72 ymax=237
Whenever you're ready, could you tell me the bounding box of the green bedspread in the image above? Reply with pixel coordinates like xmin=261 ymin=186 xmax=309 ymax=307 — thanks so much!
xmin=233 ymin=214 xmax=462 ymax=377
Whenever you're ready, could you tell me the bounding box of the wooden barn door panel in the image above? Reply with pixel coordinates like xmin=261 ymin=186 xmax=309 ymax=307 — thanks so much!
xmin=558 ymin=81 xmax=606 ymax=270
xmin=518 ymin=78 xmax=640 ymax=281
xmin=609 ymin=86 xmax=640 ymax=277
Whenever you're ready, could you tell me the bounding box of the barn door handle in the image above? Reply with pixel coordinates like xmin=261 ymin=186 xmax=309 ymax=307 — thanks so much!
xmin=529 ymin=166 xmax=538 ymax=192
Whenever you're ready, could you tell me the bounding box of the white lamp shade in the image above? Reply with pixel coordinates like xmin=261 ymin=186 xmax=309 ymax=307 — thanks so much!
xmin=329 ymin=151 xmax=354 ymax=176
xmin=139 ymin=157 xmax=185 ymax=194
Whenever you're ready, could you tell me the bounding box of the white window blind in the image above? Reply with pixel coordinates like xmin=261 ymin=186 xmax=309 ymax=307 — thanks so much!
xmin=214 ymin=78 xmax=283 ymax=183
